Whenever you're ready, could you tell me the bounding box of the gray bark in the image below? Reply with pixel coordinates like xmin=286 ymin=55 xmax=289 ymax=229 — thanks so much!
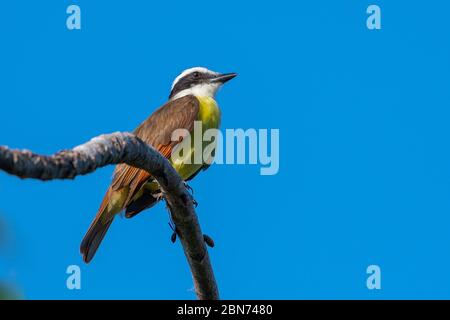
xmin=0 ymin=132 xmax=219 ymax=300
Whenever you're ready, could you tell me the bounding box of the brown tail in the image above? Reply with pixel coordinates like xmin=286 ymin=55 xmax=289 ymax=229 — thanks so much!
xmin=80 ymin=189 xmax=116 ymax=263
xmin=80 ymin=215 xmax=114 ymax=263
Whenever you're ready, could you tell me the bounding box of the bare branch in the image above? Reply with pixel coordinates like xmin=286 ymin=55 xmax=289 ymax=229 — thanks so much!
xmin=0 ymin=132 xmax=219 ymax=300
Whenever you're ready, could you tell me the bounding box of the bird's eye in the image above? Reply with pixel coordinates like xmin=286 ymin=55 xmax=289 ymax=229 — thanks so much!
xmin=192 ymin=72 xmax=200 ymax=78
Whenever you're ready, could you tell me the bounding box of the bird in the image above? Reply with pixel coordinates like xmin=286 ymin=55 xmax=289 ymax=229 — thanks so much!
xmin=80 ymin=67 xmax=237 ymax=263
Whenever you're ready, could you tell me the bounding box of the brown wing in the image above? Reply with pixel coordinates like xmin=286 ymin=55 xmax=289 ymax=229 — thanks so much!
xmin=111 ymin=94 xmax=199 ymax=206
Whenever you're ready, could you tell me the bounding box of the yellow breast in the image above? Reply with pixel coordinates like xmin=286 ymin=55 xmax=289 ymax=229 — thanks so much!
xmin=196 ymin=96 xmax=221 ymax=130
xmin=143 ymin=95 xmax=222 ymax=194
xmin=168 ymin=96 xmax=221 ymax=180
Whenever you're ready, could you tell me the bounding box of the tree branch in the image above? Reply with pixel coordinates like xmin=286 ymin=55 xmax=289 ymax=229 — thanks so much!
xmin=0 ymin=132 xmax=219 ymax=300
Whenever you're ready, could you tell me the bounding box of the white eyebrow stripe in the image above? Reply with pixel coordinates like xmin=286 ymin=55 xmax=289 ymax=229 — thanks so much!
xmin=171 ymin=67 xmax=218 ymax=89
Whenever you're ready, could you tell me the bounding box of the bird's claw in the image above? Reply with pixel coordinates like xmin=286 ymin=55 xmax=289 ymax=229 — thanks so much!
xmin=153 ymin=191 xmax=164 ymax=201
xmin=183 ymin=182 xmax=198 ymax=207
xmin=167 ymin=183 xmax=199 ymax=243
xmin=183 ymin=181 xmax=194 ymax=195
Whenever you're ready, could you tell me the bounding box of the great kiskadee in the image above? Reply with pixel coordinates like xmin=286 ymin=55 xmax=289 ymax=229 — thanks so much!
xmin=80 ymin=67 xmax=237 ymax=263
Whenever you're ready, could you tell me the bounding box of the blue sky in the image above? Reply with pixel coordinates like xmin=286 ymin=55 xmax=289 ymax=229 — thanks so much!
xmin=1 ymin=1 xmax=450 ymax=299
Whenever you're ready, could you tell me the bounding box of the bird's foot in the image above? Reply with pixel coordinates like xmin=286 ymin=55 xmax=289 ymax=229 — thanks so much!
xmin=183 ymin=181 xmax=198 ymax=207
xmin=152 ymin=191 xmax=164 ymax=201
xmin=183 ymin=181 xmax=194 ymax=195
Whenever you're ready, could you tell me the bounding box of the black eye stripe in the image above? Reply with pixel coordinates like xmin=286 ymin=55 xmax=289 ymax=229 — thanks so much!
xmin=169 ymin=71 xmax=216 ymax=99
xmin=169 ymin=74 xmax=201 ymax=98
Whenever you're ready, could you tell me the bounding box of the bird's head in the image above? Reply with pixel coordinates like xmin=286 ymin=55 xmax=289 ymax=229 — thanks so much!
xmin=169 ymin=67 xmax=237 ymax=100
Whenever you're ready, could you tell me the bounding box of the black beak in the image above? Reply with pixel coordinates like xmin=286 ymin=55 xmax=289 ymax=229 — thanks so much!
xmin=211 ymin=72 xmax=237 ymax=84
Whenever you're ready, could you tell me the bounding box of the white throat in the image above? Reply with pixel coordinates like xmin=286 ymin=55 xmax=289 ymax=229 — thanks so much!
xmin=170 ymin=82 xmax=221 ymax=101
